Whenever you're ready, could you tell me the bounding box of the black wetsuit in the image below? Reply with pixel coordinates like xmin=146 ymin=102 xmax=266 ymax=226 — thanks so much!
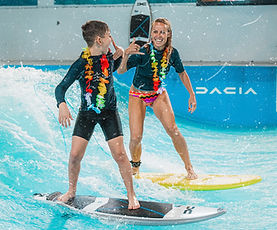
xmin=127 ymin=45 xmax=184 ymax=91
xmin=55 ymin=51 xmax=123 ymax=141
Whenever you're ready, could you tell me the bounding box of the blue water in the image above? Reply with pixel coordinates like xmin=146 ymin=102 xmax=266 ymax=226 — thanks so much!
xmin=0 ymin=66 xmax=276 ymax=230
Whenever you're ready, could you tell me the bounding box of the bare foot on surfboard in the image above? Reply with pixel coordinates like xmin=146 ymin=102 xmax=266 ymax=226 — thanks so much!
xmin=57 ymin=191 xmax=75 ymax=204
xmin=128 ymin=195 xmax=140 ymax=210
xmin=186 ymin=167 xmax=198 ymax=180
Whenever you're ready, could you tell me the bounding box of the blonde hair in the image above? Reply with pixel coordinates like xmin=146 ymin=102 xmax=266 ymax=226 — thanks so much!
xmin=150 ymin=17 xmax=173 ymax=61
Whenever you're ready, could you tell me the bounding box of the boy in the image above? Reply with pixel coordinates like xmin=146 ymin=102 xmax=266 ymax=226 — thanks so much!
xmin=55 ymin=20 xmax=140 ymax=209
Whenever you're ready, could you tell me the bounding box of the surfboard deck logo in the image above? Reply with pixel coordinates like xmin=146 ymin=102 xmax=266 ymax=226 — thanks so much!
xmin=129 ymin=0 xmax=151 ymax=46
xmin=33 ymin=192 xmax=226 ymax=225
xmin=136 ymin=173 xmax=262 ymax=191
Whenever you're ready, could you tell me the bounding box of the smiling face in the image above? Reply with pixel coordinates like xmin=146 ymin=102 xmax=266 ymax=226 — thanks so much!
xmin=150 ymin=22 xmax=170 ymax=50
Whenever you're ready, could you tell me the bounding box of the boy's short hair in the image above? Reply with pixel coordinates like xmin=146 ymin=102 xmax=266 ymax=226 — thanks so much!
xmin=81 ymin=20 xmax=109 ymax=47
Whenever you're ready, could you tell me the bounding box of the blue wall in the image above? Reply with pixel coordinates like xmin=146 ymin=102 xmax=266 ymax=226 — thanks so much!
xmin=4 ymin=64 xmax=275 ymax=128
xmin=54 ymin=0 xmax=195 ymax=4
xmin=116 ymin=66 xmax=277 ymax=129
xmin=0 ymin=0 xmax=37 ymax=6
xmin=0 ymin=0 xmax=195 ymax=6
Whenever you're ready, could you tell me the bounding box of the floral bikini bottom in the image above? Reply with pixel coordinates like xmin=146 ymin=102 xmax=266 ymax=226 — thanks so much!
xmin=129 ymin=88 xmax=165 ymax=106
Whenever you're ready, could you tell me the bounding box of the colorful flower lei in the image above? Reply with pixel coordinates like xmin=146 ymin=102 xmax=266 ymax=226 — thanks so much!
xmin=149 ymin=43 xmax=168 ymax=91
xmin=82 ymin=47 xmax=109 ymax=114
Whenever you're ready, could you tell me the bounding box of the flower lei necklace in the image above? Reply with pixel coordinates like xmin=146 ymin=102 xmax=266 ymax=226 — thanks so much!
xmin=149 ymin=43 xmax=168 ymax=91
xmin=82 ymin=47 xmax=109 ymax=114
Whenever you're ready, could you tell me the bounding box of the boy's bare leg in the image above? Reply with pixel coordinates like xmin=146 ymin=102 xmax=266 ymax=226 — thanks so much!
xmin=58 ymin=136 xmax=88 ymax=202
xmin=108 ymin=136 xmax=140 ymax=209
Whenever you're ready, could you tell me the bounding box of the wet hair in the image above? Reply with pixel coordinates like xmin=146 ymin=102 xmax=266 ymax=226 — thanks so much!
xmin=149 ymin=17 xmax=173 ymax=61
xmin=81 ymin=20 xmax=109 ymax=47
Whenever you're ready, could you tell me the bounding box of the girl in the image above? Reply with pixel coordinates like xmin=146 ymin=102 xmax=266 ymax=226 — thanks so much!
xmin=117 ymin=18 xmax=197 ymax=179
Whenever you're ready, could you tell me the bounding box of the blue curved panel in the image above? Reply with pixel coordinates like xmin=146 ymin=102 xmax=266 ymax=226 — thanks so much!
xmin=0 ymin=0 xmax=37 ymax=6
xmin=115 ymin=66 xmax=277 ymax=128
xmin=54 ymin=0 xmax=195 ymax=5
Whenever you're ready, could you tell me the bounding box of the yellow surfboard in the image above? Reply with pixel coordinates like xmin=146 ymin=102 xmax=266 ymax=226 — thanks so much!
xmin=135 ymin=173 xmax=262 ymax=191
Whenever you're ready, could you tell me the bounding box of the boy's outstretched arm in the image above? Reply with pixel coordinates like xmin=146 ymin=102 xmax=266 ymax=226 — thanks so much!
xmin=117 ymin=38 xmax=144 ymax=74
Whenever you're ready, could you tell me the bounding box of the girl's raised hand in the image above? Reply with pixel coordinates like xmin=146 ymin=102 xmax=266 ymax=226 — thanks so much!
xmin=125 ymin=38 xmax=144 ymax=56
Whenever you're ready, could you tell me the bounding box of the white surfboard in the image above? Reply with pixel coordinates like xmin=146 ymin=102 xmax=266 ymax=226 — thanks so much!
xmin=34 ymin=192 xmax=226 ymax=225
xmin=129 ymin=0 xmax=151 ymax=46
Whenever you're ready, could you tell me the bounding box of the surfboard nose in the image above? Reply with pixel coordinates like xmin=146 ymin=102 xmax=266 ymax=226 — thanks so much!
xmin=33 ymin=193 xmax=43 ymax=196
xmin=217 ymin=208 xmax=227 ymax=215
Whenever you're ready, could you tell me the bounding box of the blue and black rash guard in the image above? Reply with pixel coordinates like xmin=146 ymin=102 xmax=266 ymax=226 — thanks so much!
xmin=55 ymin=51 xmax=121 ymax=111
xmin=126 ymin=45 xmax=185 ymax=91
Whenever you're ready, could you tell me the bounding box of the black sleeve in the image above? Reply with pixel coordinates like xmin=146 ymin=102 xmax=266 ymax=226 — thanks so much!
xmin=55 ymin=57 xmax=85 ymax=108
xmin=113 ymin=56 xmax=122 ymax=72
xmin=170 ymin=48 xmax=185 ymax=73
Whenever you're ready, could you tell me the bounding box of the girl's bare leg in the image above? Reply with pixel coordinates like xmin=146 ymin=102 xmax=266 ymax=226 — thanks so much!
xmin=152 ymin=91 xmax=197 ymax=179
xmin=128 ymin=89 xmax=146 ymax=175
